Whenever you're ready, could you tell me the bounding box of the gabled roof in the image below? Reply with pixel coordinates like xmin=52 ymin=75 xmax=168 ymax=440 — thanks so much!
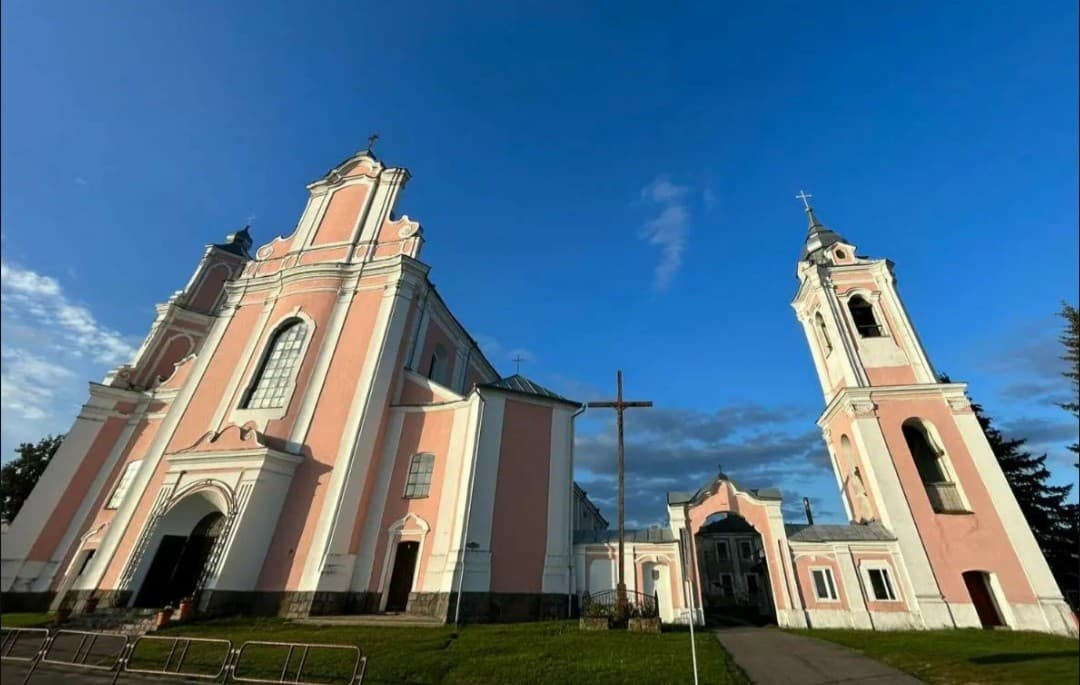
xmin=784 ymin=521 xmax=896 ymax=543
xmin=479 ymin=374 xmax=581 ymax=407
xmin=667 ymin=472 xmax=783 ymax=506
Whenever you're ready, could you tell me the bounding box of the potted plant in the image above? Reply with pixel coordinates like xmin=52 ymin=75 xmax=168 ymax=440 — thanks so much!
xmin=155 ymin=604 xmax=174 ymax=629
xmin=177 ymin=596 xmax=195 ymax=622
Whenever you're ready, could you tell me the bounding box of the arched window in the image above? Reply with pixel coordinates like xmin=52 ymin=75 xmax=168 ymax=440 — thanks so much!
xmin=404 ymin=453 xmax=435 ymax=498
xmin=427 ymin=344 xmax=448 ymax=385
xmin=902 ymin=419 xmax=967 ymax=513
xmin=243 ymin=320 xmax=307 ymax=409
xmin=814 ymin=311 xmax=833 ymax=354
xmin=848 ymin=295 xmax=883 ymax=338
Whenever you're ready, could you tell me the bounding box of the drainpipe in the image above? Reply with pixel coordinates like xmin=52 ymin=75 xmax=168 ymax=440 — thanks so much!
xmin=567 ymin=403 xmax=587 ymax=617
xmin=453 ymin=391 xmax=486 ymax=629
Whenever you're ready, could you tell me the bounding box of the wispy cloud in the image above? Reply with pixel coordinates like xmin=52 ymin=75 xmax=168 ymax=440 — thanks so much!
xmin=73 ymin=177 xmax=89 ymax=186
xmin=474 ymin=333 xmax=536 ymax=375
xmin=639 ymin=177 xmax=691 ymax=291
xmin=1 ymin=260 xmax=139 ymax=460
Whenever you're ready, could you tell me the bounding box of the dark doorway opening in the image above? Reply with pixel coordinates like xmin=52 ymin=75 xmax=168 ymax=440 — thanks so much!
xmin=963 ymin=571 xmax=1004 ymax=628
xmin=694 ymin=512 xmax=775 ymax=626
xmin=385 ymin=541 xmax=419 ymax=612
xmin=134 ymin=512 xmax=225 ymax=608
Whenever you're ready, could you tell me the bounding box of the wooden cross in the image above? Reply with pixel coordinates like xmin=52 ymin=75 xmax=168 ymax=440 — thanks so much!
xmin=367 ymin=133 xmax=379 ymax=151
xmin=795 ymin=190 xmax=813 ymax=210
xmin=587 ymin=370 xmax=652 ymax=617
xmin=512 ymin=354 xmax=525 ymax=374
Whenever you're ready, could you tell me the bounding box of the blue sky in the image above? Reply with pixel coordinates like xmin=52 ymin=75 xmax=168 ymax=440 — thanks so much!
xmin=2 ymin=1 xmax=1077 ymax=526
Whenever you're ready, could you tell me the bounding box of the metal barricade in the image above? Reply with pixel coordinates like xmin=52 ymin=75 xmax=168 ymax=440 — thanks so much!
xmin=123 ymin=634 xmax=233 ymax=680
xmin=41 ymin=629 xmax=130 ymax=671
xmin=232 ymin=640 xmax=367 ymax=685
xmin=0 ymin=627 xmax=50 ymax=662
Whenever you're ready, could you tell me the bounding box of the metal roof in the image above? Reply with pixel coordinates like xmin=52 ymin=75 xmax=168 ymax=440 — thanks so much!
xmin=480 ymin=375 xmax=580 ymax=406
xmin=574 ymin=528 xmax=677 ymax=545
xmin=785 ymin=521 xmax=896 ymax=543
xmin=799 ymin=207 xmax=848 ymax=263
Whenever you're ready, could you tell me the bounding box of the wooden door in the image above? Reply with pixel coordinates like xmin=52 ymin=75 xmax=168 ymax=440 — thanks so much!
xmin=386 ymin=541 xmax=419 ymax=612
xmin=963 ymin=571 xmax=1003 ymax=628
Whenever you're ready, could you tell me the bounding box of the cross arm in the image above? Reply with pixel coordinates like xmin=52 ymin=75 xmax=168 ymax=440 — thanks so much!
xmin=586 ymin=401 xmax=654 ymax=408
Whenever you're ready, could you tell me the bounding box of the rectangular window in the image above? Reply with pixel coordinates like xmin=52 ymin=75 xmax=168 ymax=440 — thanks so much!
xmin=811 ymin=568 xmax=839 ymax=601
xmin=745 ymin=574 xmax=760 ymax=595
xmin=105 ymin=460 xmax=142 ymax=510
xmin=867 ymin=567 xmax=897 ymax=601
xmin=739 ymin=540 xmax=753 ymax=561
xmin=719 ymin=573 xmax=734 ymax=596
xmin=716 ymin=541 xmax=730 ymax=561
xmin=404 ymin=453 xmax=435 ymax=499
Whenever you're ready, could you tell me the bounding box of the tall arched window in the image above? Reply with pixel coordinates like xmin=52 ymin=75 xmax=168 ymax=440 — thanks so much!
xmin=427 ymin=344 xmax=448 ymax=385
xmin=243 ymin=320 xmax=307 ymax=409
xmin=814 ymin=311 xmax=833 ymax=354
xmin=848 ymin=295 xmax=883 ymax=338
xmin=902 ymin=419 xmax=967 ymax=513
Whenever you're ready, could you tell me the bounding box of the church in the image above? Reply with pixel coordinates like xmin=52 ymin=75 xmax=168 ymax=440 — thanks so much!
xmin=1 ymin=148 xmax=1076 ymax=635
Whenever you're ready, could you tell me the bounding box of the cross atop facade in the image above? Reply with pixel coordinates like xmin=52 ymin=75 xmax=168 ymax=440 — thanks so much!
xmin=512 ymin=354 xmax=525 ymax=374
xmin=587 ymin=370 xmax=653 ymax=617
xmin=796 ymin=190 xmax=813 ymax=210
xmin=367 ymin=133 xmax=379 ymax=151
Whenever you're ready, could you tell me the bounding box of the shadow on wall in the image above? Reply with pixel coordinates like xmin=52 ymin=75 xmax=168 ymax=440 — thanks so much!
xmin=968 ymin=651 xmax=1078 ymax=665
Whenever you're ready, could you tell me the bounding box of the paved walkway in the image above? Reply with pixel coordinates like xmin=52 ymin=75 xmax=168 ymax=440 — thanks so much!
xmin=714 ymin=627 xmax=924 ymax=684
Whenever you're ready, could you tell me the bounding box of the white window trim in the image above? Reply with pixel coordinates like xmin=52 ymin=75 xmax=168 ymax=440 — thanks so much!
xmin=840 ymin=289 xmax=890 ymax=339
xmin=105 ymin=460 xmax=143 ymax=510
xmin=861 ymin=562 xmax=900 ymax=602
xmin=231 ymin=311 xmax=317 ymax=426
xmin=809 ymin=566 xmax=840 ymax=602
xmin=905 ymin=418 xmax=974 ymax=514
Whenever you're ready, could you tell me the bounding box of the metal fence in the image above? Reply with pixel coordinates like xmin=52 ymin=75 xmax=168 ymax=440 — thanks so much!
xmin=1 ymin=628 xmax=367 ymax=685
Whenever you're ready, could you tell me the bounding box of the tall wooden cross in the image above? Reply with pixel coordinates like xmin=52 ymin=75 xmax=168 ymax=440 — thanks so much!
xmin=587 ymin=370 xmax=652 ymax=615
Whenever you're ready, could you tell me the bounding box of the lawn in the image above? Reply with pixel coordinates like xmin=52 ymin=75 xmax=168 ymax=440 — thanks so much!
xmin=0 ymin=612 xmax=52 ymax=628
xmin=791 ymin=628 xmax=1079 ymax=685
xmin=144 ymin=617 xmax=747 ymax=685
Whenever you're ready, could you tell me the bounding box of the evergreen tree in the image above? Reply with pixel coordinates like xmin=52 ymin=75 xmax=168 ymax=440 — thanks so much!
xmin=0 ymin=434 xmax=64 ymax=524
xmin=941 ymin=374 xmax=1079 ymax=608
xmin=1059 ymin=302 xmax=1079 ymax=464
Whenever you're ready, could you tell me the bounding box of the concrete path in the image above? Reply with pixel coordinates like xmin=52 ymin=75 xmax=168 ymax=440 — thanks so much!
xmin=714 ymin=627 xmax=924 ymax=685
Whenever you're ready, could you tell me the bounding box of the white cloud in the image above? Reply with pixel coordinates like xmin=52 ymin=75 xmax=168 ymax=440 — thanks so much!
xmin=639 ymin=177 xmax=691 ymax=291
xmin=73 ymin=177 xmax=89 ymax=185
xmin=1 ymin=260 xmax=139 ymax=461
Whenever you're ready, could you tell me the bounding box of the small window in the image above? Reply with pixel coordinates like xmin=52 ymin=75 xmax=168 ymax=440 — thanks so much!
xmin=745 ymin=574 xmax=760 ymax=595
xmin=404 ymin=453 xmax=435 ymax=499
xmin=903 ymin=419 xmax=968 ymax=514
xmin=834 ymin=249 xmax=846 ymax=259
xmin=76 ymin=549 xmax=96 ymax=577
xmin=739 ymin=540 xmax=753 ymax=561
xmin=244 ymin=320 xmax=307 ymax=409
xmin=811 ymin=568 xmax=839 ymax=601
xmin=814 ymin=311 xmax=833 ymax=355
xmin=105 ymin=460 xmax=142 ymax=510
xmin=427 ymin=344 xmax=448 ymax=385
xmin=848 ymin=295 xmax=884 ymax=338
xmin=716 ymin=541 xmax=730 ymax=561
xmin=867 ymin=567 xmax=897 ymax=601
xmin=719 ymin=573 xmax=734 ymax=596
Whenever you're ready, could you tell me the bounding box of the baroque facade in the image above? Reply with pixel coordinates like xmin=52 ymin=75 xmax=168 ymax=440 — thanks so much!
xmin=2 ymin=149 xmax=1076 ymax=635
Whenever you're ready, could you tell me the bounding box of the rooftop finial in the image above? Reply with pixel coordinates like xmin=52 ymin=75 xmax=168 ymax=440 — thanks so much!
xmin=366 ymin=133 xmax=379 ymax=152
xmin=796 ymin=189 xmax=824 ymax=229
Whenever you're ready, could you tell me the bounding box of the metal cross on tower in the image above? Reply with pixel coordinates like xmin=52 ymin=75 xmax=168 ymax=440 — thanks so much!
xmin=796 ymin=190 xmax=813 ymax=210
xmin=587 ymin=370 xmax=652 ymax=618
xmin=512 ymin=354 xmax=525 ymax=374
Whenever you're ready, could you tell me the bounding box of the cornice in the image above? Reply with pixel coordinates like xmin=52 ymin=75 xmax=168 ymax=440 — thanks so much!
xmin=817 ymin=382 xmax=970 ymax=427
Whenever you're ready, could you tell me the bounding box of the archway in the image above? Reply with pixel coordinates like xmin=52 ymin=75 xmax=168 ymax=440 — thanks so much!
xmin=694 ymin=512 xmax=774 ymax=625
xmin=133 ymin=493 xmax=226 ymax=608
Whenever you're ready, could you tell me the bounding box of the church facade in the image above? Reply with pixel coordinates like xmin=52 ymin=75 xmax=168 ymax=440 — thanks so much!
xmin=1 ymin=149 xmax=1076 ymax=635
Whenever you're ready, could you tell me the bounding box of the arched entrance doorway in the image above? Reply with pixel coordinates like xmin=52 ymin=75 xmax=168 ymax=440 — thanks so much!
xmin=694 ymin=512 xmax=774 ymax=625
xmin=133 ymin=493 xmax=226 ymax=608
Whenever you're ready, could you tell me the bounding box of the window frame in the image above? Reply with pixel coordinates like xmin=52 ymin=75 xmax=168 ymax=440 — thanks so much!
xmin=902 ymin=418 xmax=972 ymax=514
xmin=716 ymin=540 xmax=730 ymax=561
xmin=814 ymin=310 xmax=833 ymax=355
xmin=718 ymin=572 xmax=734 ymax=596
xmin=862 ymin=563 xmax=900 ymax=602
xmin=738 ymin=539 xmax=753 ymax=561
xmin=844 ymin=292 xmax=888 ymax=339
xmin=403 ymin=452 xmax=436 ymax=499
xmin=105 ymin=460 xmax=143 ymax=510
xmin=242 ymin=318 xmax=310 ymax=410
xmin=810 ymin=566 xmax=840 ymax=602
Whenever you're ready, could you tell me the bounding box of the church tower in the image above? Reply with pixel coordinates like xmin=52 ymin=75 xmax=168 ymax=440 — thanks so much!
xmin=791 ymin=194 xmax=1076 ymax=634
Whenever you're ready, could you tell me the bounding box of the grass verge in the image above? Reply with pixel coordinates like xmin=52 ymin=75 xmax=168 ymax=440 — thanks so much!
xmin=0 ymin=612 xmax=52 ymax=628
xmin=790 ymin=628 xmax=1078 ymax=685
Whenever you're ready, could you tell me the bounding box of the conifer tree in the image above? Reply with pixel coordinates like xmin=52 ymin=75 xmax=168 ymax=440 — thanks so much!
xmin=1059 ymin=302 xmax=1079 ymax=464
xmin=0 ymin=435 xmax=64 ymax=524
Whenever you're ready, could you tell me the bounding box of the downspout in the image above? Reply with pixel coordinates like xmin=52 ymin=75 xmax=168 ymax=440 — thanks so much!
xmin=453 ymin=390 xmax=486 ymax=629
xmin=567 ymin=404 xmax=587 ymax=617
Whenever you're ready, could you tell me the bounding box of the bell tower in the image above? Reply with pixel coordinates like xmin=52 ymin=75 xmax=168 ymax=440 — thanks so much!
xmin=791 ymin=193 xmax=1077 ymax=635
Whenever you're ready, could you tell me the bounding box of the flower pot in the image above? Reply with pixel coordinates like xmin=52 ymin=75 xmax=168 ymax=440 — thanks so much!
xmin=155 ymin=607 xmax=174 ymax=629
xmin=177 ymin=598 xmax=195 ymax=622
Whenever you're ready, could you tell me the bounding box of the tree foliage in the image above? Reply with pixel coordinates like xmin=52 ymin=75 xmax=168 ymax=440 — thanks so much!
xmin=0 ymin=435 xmax=64 ymax=524
xmin=1059 ymin=302 xmax=1079 ymax=463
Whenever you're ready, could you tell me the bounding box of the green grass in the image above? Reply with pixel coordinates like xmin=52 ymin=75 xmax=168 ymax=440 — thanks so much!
xmin=151 ymin=617 xmax=748 ymax=684
xmin=790 ymin=628 xmax=1079 ymax=685
xmin=0 ymin=612 xmax=52 ymax=628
